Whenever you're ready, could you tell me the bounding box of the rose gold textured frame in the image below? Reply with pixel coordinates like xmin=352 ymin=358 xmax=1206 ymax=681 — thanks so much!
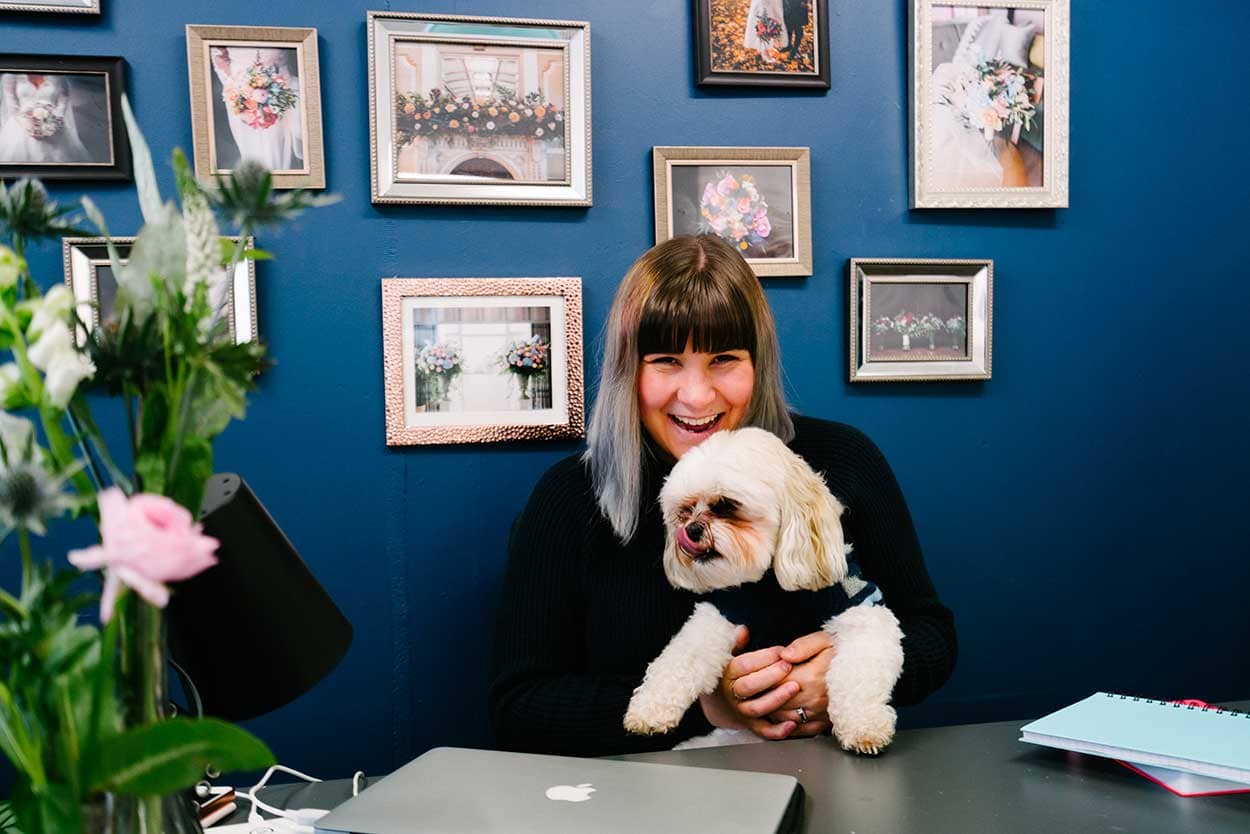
xmin=653 ymin=146 xmax=812 ymax=277
xmin=186 ymin=25 xmax=325 ymax=189
xmin=382 ymin=277 xmax=584 ymax=446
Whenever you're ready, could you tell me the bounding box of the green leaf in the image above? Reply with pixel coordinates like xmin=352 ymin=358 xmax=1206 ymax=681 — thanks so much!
xmin=240 ymin=248 xmax=273 ymax=261
xmin=167 ymin=435 xmax=213 ymax=516
xmin=8 ymin=781 xmax=79 ymax=834
xmin=120 ymin=95 xmax=162 ymax=224
xmin=88 ymin=718 xmax=274 ymax=796
xmin=134 ymin=451 xmax=165 ymax=497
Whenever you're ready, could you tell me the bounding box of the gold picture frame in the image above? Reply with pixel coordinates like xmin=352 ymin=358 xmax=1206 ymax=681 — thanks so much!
xmin=185 ymin=24 xmax=325 ymax=189
xmin=653 ymin=146 xmax=812 ymax=278
xmin=382 ymin=277 xmax=584 ymax=446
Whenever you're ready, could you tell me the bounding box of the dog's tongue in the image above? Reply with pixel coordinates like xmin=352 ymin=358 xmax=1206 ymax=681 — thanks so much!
xmin=676 ymin=525 xmax=706 ymax=556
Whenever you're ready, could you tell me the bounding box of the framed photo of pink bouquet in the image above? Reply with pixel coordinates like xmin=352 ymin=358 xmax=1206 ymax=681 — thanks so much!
xmin=382 ymin=277 xmax=584 ymax=446
xmin=694 ymin=0 xmax=830 ymax=89
xmin=910 ymin=0 xmax=1068 ymax=208
xmin=185 ymin=25 xmax=325 ymax=189
xmin=849 ymin=258 xmax=992 ymax=382
xmin=368 ymin=12 xmax=591 ymax=207
xmin=653 ymin=146 xmax=812 ymax=277
xmin=0 ymin=53 xmax=130 ymax=180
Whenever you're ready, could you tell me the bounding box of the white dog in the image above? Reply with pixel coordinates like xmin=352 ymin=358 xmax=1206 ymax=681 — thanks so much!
xmin=623 ymin=427 xmax=904 ymax=755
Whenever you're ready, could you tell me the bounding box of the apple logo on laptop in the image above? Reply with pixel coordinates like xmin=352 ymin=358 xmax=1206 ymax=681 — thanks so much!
xmin=545 ymin=783 xmax=595 ymax=802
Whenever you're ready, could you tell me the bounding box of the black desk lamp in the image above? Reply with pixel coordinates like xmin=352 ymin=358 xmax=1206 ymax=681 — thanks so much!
xmin=166 ymin=474 xmax=353 ymax=721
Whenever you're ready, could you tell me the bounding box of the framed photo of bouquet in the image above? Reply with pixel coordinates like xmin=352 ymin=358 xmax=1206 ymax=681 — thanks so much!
xmin=848 ymin=258 xmax=992 ymax=382
xmin=382 ymin=277 xmax=584 ymax=446
xmin=0 ymin=0 xmax=98 ymax=13
xmin=694 ymin=0 xmax=829 ymax=88
xmin=0 ymin=54 xmax=129 ymax=180
xmin=63 ymin=236 xmax=259 ymax=345
xmin=910 ymin=0 xmax=1068 ymax=208
xmin=654 ymin=146 xmax=811 ymax=277
xmin=185 ymin=25 xmax=325 ymax=189
xmin=368 ymin=12 xmax=591 ymax=206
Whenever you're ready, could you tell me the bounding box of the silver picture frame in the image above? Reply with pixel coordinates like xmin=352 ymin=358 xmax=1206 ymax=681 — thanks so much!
xmin=0 ymin=0 xmax=98 ymax=13
xmin=63 ymin=236 xmax=259 ymax=345
xmin=368 ymin=12 xmax=591 ymax=206
xmin=910 ymin=0 xmax=1068 ymax=208
xmin=849 ymin=258 xmax=992 ymax=382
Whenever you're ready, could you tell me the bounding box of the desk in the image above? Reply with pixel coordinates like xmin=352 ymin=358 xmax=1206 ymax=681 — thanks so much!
xmin=232 ymin=704 xmax=1250 ymax=833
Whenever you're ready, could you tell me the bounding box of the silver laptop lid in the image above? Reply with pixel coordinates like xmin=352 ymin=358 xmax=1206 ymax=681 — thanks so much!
xmin=315 ymin=747 xmax=801 ymax=834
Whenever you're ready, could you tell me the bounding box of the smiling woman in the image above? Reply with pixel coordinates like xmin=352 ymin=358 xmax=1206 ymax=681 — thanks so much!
xmin=489 ymin=235 xmax=958 ymax=757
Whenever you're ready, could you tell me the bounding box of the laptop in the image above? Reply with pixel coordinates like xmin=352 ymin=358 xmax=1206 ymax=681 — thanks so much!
xmin=314 ymin=747 xmax=803 ymax=834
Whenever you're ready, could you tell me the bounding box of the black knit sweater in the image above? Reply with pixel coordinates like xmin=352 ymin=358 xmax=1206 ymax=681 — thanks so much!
xmin=489 ymin=415 xmax=957 ymax=757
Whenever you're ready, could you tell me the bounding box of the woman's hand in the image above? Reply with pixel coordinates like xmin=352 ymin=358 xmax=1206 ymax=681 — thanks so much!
xmin=698 ymin=626 xmax=801 ymax=740
xmin=768 ymin=631 xmax=836 ymax=738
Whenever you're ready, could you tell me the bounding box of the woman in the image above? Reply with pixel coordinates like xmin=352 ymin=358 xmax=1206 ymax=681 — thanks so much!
xmin=743 ymin=0 xmax=789 ymax=62
xmin=490 ymin=236 xmax=956 ymax=756
xmin=0 ymin=73 xmax=91 ymax=165
xmin=210 ymin=47 xmax=303 ymax=173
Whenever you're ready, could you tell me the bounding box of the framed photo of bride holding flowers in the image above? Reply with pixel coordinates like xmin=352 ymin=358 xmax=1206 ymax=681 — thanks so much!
xmin=654 ymin=146 xmax=812 ymax=277
xmin=694 ymin=0 xmax=830 ymax=88
xmin=382 ymin=277 xmax=584 ymax=446
xmin=185 ymin=25 xmax=325 ymax=189
xmin=910 ymin=0 xmax=1068 ymax=208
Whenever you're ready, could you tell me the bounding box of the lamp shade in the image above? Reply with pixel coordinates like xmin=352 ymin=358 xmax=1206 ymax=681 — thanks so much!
xmin=166 ymin=474 xmax=352 ymax=721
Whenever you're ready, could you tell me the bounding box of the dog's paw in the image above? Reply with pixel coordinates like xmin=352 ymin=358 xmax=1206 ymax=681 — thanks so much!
xmin=623 ymin=700 xmax=684 ymax=736
xmin=831 ymin=702 xmax=896 ymax=756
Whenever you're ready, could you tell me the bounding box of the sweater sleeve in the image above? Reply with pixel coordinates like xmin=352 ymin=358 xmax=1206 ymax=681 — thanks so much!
xmin=817 ymin=424 xmax=958 ymax=706
xmin=488 ymin=458 xmax=712 ymax=756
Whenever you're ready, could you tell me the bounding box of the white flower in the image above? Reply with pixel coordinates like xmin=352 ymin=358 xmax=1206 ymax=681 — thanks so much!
xmin=26 ymin=284 xmax=75 ymax=341
xmin=0 ymin=364 xmax=20 ymax=404
xmin=0 ymin=246 xmax=23 ymax=289
xmin=0 ymin=412 xmax=37 ymax=464
xmin=27 ymin=320 xmax=95 ymax=408
xmin=486 ymin=121 xmax=496 ymax=130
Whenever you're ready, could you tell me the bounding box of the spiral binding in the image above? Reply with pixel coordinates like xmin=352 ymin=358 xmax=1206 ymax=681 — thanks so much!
xmin=1103 ymin=692 xmax=1250 ymax=718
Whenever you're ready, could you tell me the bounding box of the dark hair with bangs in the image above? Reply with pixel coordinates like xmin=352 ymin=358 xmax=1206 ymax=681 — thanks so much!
xmin=584 ymin=235 xmax=793 ymax=542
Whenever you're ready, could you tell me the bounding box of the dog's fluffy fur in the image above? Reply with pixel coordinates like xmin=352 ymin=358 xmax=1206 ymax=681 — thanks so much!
xmin=623 ymin=428 xmax=904 ymax=755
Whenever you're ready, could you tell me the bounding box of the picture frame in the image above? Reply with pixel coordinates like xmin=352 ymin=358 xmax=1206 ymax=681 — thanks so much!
xmin=382 ymin=277 xmax=584 ymax=446
xmin=910 ymin=0 xmax=1068 ymax=208
xmin=185 ymin=25 xmax=325 ymax=190
xmin=0 ymin=0 xmax=98 ymax=13
xmin=63 ymin=236 xmax=259 ymax=345
xmin=693 ymin=0 xmax=830 ymax=89
xmin=0 ymin=54 xmax=130 ymax=180
xmin=848 ymin=258 xmax=992 ymax=382
xmin=653 ymin=146 xmax=812 ymax=278
xmin=368 ymin=12 xmax=591 ymax=207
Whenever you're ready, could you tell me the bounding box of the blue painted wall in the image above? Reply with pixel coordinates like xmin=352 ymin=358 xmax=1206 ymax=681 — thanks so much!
xmin=4 ymin=0 xmax=1248 ymax=781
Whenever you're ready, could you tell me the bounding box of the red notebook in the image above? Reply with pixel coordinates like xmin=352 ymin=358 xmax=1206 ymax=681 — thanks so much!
xmin=1117 ymin=700 xmax=1250 ymax=797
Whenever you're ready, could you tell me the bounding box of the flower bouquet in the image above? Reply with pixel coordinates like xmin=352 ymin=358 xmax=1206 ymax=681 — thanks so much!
xmin=938 ymin=56 xmax=1040 ymax=144
xmin=945 ymin=315 xmax=966 ymax=349
xmin=0 ymin=96 xmax=334 ymax=833
xmin=499 ymin=335 xmax=548 ymax=399
xmin=19 ymin=104 xmax=64 ymax=141
xmin=416 ymin=340 xmax=462 ymax=402
xmin=918 ymin=314 xmax=945 ymax=350
xmin=698 ymin=173 xmax=771 ymax=255
xmin=892 ymin=312 xmax=918 ymax=350
xmin=222 ymin=55 xmax=299 ymax=131
xmin=394 ymin=89 xmax=562 ymax=147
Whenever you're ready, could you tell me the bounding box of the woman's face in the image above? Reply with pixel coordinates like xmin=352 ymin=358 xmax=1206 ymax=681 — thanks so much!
xmin=638 ymin=337 xmax=755 ymax=460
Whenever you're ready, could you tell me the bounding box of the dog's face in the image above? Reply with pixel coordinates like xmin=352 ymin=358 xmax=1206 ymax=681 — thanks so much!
xmin=659 ymin=427 xmax=848 ymax=594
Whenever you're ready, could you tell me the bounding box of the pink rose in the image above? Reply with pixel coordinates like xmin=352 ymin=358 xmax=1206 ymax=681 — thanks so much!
xmin=716 ymin=174 xmax=739 ymax=196
xmin=753 ymin=214 xmax=771 ymax=237
xmin=737 ymin=197 xmax=753 ymax=213
xmin=68 ymin=488 xmax=219 ymax=622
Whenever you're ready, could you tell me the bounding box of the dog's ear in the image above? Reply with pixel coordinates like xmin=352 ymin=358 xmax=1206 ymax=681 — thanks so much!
xmin=773 ymin=451 xmax=848 ymax=591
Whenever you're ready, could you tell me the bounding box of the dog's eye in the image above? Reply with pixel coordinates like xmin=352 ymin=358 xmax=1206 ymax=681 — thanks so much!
xmin=710 ymin=497 xmax=740 ymax=517
xmin=679 ymin=503 xmax=695 ymax=518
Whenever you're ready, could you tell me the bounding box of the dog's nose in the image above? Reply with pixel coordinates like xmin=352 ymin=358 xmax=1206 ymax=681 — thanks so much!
xmin=684 ymin=522 xmax=705 ymax=543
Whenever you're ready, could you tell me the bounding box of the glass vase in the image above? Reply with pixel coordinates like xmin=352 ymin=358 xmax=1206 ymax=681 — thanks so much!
xmin=107 ymin=596 xmax=203 ymax=834
xmin=517 ymin=374 xmax=531 ymax=399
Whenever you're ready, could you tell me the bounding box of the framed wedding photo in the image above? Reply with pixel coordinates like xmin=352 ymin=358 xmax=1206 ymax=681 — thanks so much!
xmin=0 ymin=0 xmax=98 ymax=13
xmin=910 ymin=0 xmax=1068 ymax=208
xmin=63 ymin=236 xmax=259 ymax=345
xmin=0 ymin=54 xmax=129 ymax=180
xmin=849 ymin=259 xmax=992 ymax=382
xmin=185 ymin=25 xmax=325 ymax=189
xmin=368 ymin=12 xmax=591 ymax=206
xmin=654 ymin=146 xmax=812 ymax=278
xmin=694 ymin=0 xmax=829 ymax=88
xmin=382 ymin=278 xmax=584 ymax=446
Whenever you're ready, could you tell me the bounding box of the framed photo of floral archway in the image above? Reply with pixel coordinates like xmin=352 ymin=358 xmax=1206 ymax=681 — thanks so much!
xmin=653 ymin=146 xmax=812 ymax=278
xmin=849 ymin=258 xmax=992 ymax=382
xmin=382 ymin=277 xmax=584 ymax=446
xmin=63 ymin=236 xmax=259 ymax=346
xmin=368 ymin=12 xmax=591 ymax=206
xmin=910 ymin=0 xmax=1068 ymax=208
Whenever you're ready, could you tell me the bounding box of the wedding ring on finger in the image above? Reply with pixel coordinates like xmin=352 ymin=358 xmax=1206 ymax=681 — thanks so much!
xmin=796 ymin=707 xmax=808 ymax=724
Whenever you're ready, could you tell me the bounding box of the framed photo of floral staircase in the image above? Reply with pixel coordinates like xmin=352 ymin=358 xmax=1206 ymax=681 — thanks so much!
xmin=848 ymin=258 xmax=992 ymax=382
xmin=653 ymin=146 xmax=812 ymax=277
xmin=382 ymin=277 xmax=584 ymax=445
xmin=910 ymin=0 xmax=1068 ymax=208
xmin=368 ymin=12 xmax=591 ymax=206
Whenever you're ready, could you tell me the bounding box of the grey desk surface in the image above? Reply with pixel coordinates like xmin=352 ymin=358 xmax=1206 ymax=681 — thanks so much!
xmin=233 ymin=703 xmax=1250 ymax=834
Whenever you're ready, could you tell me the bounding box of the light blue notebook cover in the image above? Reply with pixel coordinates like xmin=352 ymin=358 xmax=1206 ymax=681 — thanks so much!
xmin=1020 ymin=692 xmax=1250 ymax=784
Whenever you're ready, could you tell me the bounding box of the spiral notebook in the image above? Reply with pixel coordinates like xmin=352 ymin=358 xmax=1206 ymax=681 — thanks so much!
xmin=1019 ymin=692 xmax=1250 ymax=786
